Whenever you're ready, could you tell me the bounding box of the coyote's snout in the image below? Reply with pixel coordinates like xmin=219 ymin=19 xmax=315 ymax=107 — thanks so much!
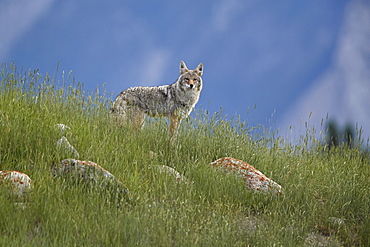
xmin=111 ymin=61 xmax=203 ymax=143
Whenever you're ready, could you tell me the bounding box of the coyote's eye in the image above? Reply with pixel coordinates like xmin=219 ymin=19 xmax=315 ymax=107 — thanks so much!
xmin=184 ymin=78 xmax=189 ymax=82
xmin=193 ymin=78 xmax=198 ymax=82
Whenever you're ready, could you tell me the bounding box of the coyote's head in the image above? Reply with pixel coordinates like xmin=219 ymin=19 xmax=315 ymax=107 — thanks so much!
xmin=178 ymin=61 xmax=203 ymax=91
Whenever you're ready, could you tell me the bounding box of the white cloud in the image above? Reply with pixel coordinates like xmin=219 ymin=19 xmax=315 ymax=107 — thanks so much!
xmin=211 ymin=0 xmax=244 ymax=32
xmin=0 ymin=0 xmax=54 ymax=60
xmin=137 ymin=49 xmax=171 ymax=87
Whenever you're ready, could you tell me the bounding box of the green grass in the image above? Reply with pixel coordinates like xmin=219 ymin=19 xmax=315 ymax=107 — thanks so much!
xmin=0 ymin=63 xmax=369 ymax=246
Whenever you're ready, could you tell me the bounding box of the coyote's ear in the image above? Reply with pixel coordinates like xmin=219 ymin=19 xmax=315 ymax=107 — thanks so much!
xmin=180 ymin=61 xmax=189 ymax=75
xmin=195 ymin=63 xmax=203 ymax=76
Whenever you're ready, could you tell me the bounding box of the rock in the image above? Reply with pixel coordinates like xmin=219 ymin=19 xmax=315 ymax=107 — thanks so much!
xmin=0 ymin=170 xmax=32 ymax=196
xmin=328 ymin=217 xmax=345 ymax=226
xmin=210 ymin=157 xmax=283 ymax=194
xmin=55 ymin=124 xmax=79 ymax=159
xmin=55 ymin=123 xmax=72 ymax=137
xmin=52 ymin=159 xmax=130 ymax=199
xmin=56 ymin=136 xmax=80 ymax=159
xmin=149 ymin=165 xmax=191 ymax=184
xmin=53 ymin=158 xmax=117 ymax=182
xmin=238 ymin=215 xmax=263 ymax=233
xmin=304 ymin=232 xmax=342 ymax=247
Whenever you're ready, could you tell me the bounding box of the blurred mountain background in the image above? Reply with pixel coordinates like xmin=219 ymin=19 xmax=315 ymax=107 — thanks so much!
xmin=1 ymin=0 xmax=369 ymax=144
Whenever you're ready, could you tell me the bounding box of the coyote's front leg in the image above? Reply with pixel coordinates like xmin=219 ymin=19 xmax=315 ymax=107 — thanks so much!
xmin=170 ymin=114 xmax=182 ymax=144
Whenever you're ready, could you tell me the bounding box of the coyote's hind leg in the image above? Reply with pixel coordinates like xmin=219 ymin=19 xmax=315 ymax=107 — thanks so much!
xmin=129 ymin=107 xmax=146 ymax=130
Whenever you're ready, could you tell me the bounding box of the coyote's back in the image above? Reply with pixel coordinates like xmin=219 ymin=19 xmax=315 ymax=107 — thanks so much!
xmin=111 ymin=61 xmax=203 ymax=142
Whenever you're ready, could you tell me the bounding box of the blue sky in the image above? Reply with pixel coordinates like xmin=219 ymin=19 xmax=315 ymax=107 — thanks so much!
xmin=2 ymin=0 xmax=369 ymax=142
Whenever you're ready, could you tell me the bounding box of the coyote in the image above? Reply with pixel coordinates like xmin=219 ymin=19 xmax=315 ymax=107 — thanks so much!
xmin=111 ymin=61 xmax=203 ymax=142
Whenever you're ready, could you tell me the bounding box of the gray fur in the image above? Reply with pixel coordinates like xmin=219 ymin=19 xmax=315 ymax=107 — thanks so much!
xmin=111 ymin=61 xmax=203 ymax=142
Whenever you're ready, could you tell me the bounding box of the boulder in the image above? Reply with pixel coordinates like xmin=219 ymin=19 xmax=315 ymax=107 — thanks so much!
xmin=149 ymin=165 xmax=191 ymax=184
xmin=55 ymin=123 xmax=79 ymax=159
xmin=0 ymin=170 xmax=32 ymax=196
xmin=52 ymin=159 xmax=130 ymax=198
xmin=210 ymin=157 xmax=283 ymax=194
xmin=56 ymin=136 xmax=80 ymax=159
xmin=55 ymin=123 xmax=72 ymax=137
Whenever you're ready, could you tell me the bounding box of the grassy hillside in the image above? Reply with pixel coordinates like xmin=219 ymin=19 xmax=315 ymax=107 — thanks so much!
xmin=0 ymin=63 xmax=369 ymax=246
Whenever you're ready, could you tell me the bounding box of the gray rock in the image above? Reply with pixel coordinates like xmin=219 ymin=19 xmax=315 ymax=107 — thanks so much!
xmin=210 ymin=157 xmax=283 ymax=194
xmin=0 ymin=171 xmax=32 ymax=196
xmin=149 ymin=165 xmax=191 ymax=184
xmin=56 ymin=136 xmax=80 ymax=159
